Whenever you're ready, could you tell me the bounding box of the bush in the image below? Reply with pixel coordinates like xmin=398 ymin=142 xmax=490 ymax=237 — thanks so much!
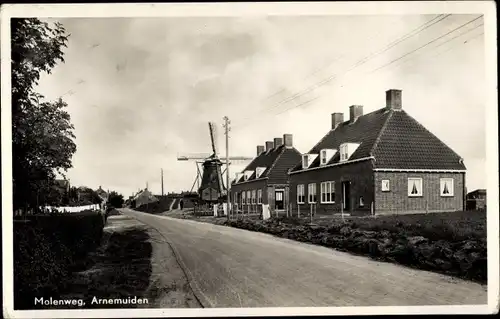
xmin=14 ymin=211 xmax=105 ymax=309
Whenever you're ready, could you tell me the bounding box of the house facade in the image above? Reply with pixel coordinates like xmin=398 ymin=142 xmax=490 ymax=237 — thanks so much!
xmin=230 ymin=134 xmax=302 ymax=215
xmin=288 ymin=89 xmax=466 ymax=216
xmin=466 ymin=189 xmax=486 ymax=211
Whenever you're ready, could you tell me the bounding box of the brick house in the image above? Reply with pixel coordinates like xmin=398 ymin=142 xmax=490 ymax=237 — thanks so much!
xmin=466 ymin=189 xmax=486 ymax=211
xmin=288 ymin=89 xmax=466 ymax=216
xmin=231 ymin=134 xmax=302 ymax=215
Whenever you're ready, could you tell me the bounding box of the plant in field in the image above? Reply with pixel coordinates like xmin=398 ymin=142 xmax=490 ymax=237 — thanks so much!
xmin=11 ymin=18 xmax=75 ymax=213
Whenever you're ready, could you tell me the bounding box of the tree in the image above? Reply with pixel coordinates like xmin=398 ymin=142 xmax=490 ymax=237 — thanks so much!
xmin=108 ymin=192 xmax=124 ymax=209
xmin=11 ymin=18 xmax=75 ymax=212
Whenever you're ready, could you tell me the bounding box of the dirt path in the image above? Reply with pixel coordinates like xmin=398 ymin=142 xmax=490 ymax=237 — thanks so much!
xmin=58 ymin=214 xmax=201 ymax=308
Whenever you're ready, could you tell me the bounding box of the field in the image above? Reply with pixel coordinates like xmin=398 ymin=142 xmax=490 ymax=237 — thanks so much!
xmin=207 ymin=210 xmax=487 ymax=283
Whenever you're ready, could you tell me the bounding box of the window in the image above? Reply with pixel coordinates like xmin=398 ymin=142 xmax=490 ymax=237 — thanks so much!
xmin=302 ymin=155 xmax=309 ymax=169
xmin=381 ymin=179 xmax=390 ymax=192
xmin=297 ymin=184 xmax=305 ymax=204
xmin=408 ymin=178 xmax=423 ymax=197
xmin=321 ymin=150 xmax=327 ymax=165
xmin=257 ymin=189 xmax=262 ymax=204
xmin=440 ymin=178 xmax=454 ymax=197
xmin=252 ymin=190 xmax=256 ymax=204
xmin=359 ymin=196 xmax=364 ymax=207
xmin=247 ymin=190 xmax=251 ymax=204
xmin=320 ymin=181 xmax=335 ymax=203
xmin=308 ymin=183 xmax=317 ymax=203
xmin=242 ymin=191 xmax=246 ymax=205
xmin=340 ymin=144 xmax=348 ymax=161
xmin=256 ymin=167 xmax=266 ymax=178
xmin=276 ymin=191 xmax=283 ymax=201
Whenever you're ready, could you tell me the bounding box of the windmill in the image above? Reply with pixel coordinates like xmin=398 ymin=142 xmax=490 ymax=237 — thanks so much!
xmin=177 ymin=122 xmax=253 ymax=204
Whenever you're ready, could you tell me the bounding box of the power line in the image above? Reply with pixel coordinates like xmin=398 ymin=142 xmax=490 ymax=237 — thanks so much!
xmin=389 ymin=31 xmax=484 ymax=74
xmin=369 ymin=15 xmax=483 ymax=74
xmin=235 ymin=14 xmax=451 ymax=126
xmin=269 ymin=14 xmax=451 ymax=107
xmin=234 ymin=16 xmax=483 ymax=128
xmin=259 ymin=14 xmax=444 ymax=104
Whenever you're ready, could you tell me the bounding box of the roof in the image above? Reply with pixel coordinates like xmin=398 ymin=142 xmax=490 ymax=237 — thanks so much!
xmin=291 ymin=108 xmax=466 ymax=173
xmin=467 ymin=189 xmax=486 ymax=196
xmin=233 ymin=144 xmax=302 ymax=185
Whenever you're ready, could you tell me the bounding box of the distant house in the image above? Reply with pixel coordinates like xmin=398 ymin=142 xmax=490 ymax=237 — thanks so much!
xmin=288 ymin=89 xmax=466 ymax=216
xmin=466 ymin=189 xmax=486 ymax=211
xmin=133 ymin=188 xmax=158 ymax=208
xmin=231 ymin=134 xmax=302 ymax=215
xmin=96 ymin=186 xmax=108 ymax=208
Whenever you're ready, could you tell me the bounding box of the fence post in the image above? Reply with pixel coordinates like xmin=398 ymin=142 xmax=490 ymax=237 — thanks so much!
xmin=341 ymin=200 xmax=344 ymax=222
xmin=310 ymin=204 xmax=313 ymax=224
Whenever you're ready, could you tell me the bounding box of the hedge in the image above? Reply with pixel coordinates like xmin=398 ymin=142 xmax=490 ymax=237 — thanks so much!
xmin=14 ymin=210 xmax=106 ymax=309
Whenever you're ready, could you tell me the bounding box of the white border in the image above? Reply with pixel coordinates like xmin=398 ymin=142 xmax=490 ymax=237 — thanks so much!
xmin=1 ymin=1 xmax=498 ymax=318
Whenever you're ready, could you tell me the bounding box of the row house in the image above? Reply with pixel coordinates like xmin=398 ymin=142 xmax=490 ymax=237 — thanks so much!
xmin=231 ymin=134 xmax=302 ymax=215
xmin=288 ymin=89 xmax=466 ymax=216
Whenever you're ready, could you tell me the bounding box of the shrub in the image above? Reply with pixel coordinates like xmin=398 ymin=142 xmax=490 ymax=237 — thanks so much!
xmin=14 ymin=211 xmax=105 ymax=309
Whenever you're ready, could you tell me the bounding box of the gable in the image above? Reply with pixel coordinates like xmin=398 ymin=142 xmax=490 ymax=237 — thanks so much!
xmin=267 ymin=148 xmax=303 ymax=184
xmin=372 ymin=111 xmax=466 ymax=170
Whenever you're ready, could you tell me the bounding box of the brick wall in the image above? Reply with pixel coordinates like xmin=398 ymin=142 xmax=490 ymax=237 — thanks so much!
xmin=374 ymin=172 xmax=465 ymax=214
xmin=289 ymin=160 xmax=375 ymax=216
xmin=231 ymin=179 xmax=267 ymax=213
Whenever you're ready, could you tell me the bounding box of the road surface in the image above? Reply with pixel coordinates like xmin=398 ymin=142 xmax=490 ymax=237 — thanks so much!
xmin=120 ymin=208 xmax=487 ymax=308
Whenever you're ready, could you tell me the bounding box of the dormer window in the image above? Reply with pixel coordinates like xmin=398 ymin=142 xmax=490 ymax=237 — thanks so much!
xmin=302 ymin=155 xmax=309 ymax=169
xmin=256 ymin=167 xmax=266 ymax=178
xmin=321 ymin=150 xmax=327 ymax=165
xmin=301 ymin=154 xmax=318 ymax=169
xmin=244 ymin=170 xmax=253 ymax=181
xmin=339 ymin=143 xmax=360 ymax=162
xmin=320 ymin=149 xmax=338 ymax=166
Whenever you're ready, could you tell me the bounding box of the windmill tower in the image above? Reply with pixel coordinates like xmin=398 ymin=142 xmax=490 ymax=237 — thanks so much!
xmin=177 ymin=122 xmax=253 ymax=204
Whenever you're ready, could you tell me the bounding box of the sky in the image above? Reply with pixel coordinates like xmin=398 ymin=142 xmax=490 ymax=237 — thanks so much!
xmin=34 ymin=14 xmax=486 ymax=198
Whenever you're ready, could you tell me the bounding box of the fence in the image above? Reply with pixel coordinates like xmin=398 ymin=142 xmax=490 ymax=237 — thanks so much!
xmin=41 ymin=204 xmax=101 ymax=214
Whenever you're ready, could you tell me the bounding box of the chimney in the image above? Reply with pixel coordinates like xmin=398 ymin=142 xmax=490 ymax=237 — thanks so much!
xmin=283 ymin=134 xmax=293 ymax=147
xmin=331 ymin=113 xmax=344 ymax=129
xmin=265 ymin=141 xmax=274 ymax=152
xmin=386 ymin=89 xmax=402 ymax=110
xmin=274 ymin=137 xmax=284 ymax=148
xmin=256 ymin=145 xmax=265 ymax=156
xmin=349 ymin=105 xmax=363 ymax=123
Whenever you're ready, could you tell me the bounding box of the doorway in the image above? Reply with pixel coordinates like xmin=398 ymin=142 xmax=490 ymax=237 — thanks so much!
xmin=342 ymin=181 xmax=351 ymax=211
xmin=275 ymin=189 xmax=285 ymax=210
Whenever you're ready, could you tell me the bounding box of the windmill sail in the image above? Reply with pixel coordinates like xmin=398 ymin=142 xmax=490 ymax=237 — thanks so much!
xmin=208 ymin=122 xmax=218 ymax=158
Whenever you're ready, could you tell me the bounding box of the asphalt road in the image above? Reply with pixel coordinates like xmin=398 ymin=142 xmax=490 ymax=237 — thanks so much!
xmin=120 ymin=208 xmax=487 ymax=308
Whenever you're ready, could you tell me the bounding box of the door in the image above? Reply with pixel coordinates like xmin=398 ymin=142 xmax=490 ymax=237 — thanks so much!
xmin=275 ymin=190 xmax=285 ymax=210
xmin=342 ymin=181 xmax=351 ymax=211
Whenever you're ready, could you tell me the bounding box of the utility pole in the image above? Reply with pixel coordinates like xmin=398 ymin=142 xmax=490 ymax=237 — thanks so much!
xmin=161 ymin=168 xmax=164 ymax=196
xmin=223 ymin=116 xmax=231 ymax=221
